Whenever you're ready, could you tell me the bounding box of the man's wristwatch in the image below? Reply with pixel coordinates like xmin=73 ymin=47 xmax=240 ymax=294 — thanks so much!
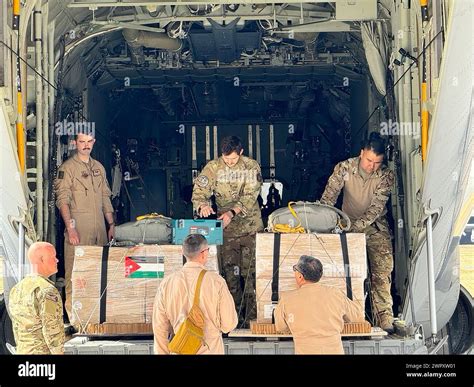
xmin=229 ymin=209 xmax=236 ymax=218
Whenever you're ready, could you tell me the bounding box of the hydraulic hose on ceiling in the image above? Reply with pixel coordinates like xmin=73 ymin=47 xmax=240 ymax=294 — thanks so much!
xmin=122 ymin=29 xmax=182 ymax=51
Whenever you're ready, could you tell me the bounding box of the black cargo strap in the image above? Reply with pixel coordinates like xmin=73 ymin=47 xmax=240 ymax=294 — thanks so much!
xmin=99 ymin=246 xmax=109 ymax=323
xmin=271 ymin=233 xmax=281 ymax=303
xmin=340 ymin=233 xmax=353 ymax=300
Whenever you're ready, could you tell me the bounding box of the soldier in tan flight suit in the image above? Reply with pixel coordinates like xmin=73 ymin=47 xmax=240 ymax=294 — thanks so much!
xmin=192 ymin=136 xmax=263 ymax=327
xmin=274 ymin=255 xmax=364 ymax=354
xmin=153 ymin=234 xmax=238 ymax=354
xmin=9 ymin=242 xmax=65 ymax=354
xmin=320 ymin=132 xmax=395 ymax=332
xmin=54 ymin=133 xmax=115 ymax=324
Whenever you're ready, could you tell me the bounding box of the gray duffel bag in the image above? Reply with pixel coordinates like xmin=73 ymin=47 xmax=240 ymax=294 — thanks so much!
xmin=115 ymin=215 xmax=172 ymax=244
xmin=267 ymin=201 xmax=351 ymax=233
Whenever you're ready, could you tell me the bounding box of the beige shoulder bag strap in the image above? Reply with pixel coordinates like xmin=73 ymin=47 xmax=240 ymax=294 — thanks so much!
xmin=187 ymin=269 xmax=207 ymax=328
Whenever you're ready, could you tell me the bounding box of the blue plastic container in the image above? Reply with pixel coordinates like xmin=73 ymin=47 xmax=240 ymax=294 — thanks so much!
xmin=172 ymin=219 xmax=223 ymax=245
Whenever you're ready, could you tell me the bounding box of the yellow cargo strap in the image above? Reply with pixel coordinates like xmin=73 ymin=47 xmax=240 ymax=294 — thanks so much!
xmin=136 ymin=212 xmax=163 ymax=221
xmin=273 ymin=202 xmax=306 ymax=233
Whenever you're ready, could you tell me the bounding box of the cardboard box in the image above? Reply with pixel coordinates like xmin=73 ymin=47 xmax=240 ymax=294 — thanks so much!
xmin=71 ymin=244 xmax=218 ymax=327
xmin=256 ymin=233 xmax=367 ymax=323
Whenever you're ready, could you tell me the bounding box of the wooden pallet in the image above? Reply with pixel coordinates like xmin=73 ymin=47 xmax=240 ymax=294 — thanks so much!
xmin=77 ymin=321 xmax=373 ymax=337
xmin=342 ymin=321 xmax=372 ymax=334
xmin=250 ymin=321 xmax=290 ymax=335
xmin=78 ymin=323 xmax=153 ymax=335
xmin=229 ymin=327 xmax=387 ymax=338
xmin=250 ymin=321 xmax=372 ymax=335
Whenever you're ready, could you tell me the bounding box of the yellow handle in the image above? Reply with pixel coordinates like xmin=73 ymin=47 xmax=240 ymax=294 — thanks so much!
xmin=136 ymin=212 xmax=161 ymax=221
xmin=273 ymin=202 xmax=306 ymax=233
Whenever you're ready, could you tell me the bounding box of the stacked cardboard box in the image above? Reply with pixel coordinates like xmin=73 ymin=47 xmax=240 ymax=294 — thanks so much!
xmin=71 ymin=232 xmax=367 ymax=334
xmin=71 ymin=244 xmax=218 ymax=332
xmin=255 ymin=233 xmax=367 ymax=323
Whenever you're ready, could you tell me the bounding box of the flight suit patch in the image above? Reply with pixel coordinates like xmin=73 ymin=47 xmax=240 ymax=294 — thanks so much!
xmin=196 ymin=175 xmax=209 ymax=187
xmin=58 ymin=171 xmax=64 ymax=179
xmin=81 ymin=171 xmax=89 ymax=178
xmin=93 ymin=169 xmax=100 ymax=176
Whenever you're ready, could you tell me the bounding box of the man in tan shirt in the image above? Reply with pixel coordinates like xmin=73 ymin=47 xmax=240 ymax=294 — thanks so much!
xmin=54 ymin=133 xmax=115 ymax=324
xmin=153 ymin=234 xmax=238 ymax=354
xmin=274 ymin=255 xmax=364 ymax=354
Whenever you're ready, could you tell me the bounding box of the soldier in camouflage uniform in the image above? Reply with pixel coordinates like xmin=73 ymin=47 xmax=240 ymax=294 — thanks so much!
xmin=320 ymin=133 xmax=395 ymax=332
xmin=9 ymin=242 xmax=65 ymax=354
xmin=192 ymin=136 xmax=263 ymax=327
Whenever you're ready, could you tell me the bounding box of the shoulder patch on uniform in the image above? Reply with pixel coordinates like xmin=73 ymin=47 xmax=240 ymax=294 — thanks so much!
xmin=196 ymin=175 xmax=209 ymax=187
xmin=58 ymin=171 xmax=64 ymax=179
xmin=44 ymin=290 xmax=59 ymax=303
xmin=250 ymin=157 xmax=260 ymax=166
xmin=44 ymin=297 xmax=59 ymax=315
xmin=93 ymin=169 xmax=101 ymax=176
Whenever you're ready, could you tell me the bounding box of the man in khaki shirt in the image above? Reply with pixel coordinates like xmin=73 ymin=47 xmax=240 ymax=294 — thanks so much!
xmin=54 ymin=133 xmax=115 ymax=324
xmin=153 ymin=234 xmax=238 ymax=354
xmin=274 ymin=255 xmax=364 ymax=355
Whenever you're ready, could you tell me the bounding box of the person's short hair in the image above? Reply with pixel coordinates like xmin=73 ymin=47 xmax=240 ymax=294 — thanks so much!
xmin=294 ymin=255 xmax=323 ymax=282
xmin=361 ymin=132 xmax=385 ymax=156
xmin=220 ymin=136 xmax=243 ymax=156
xmin=182 ymin=234 xmax=208 ymax=259
xmin=74 ymin=132 xmax=95 ymax=141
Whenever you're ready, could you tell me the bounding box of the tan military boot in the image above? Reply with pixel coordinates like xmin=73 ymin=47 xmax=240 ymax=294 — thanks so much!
xmin=378 ymin=314 xmax=394 ymax=334
xmin=64 ymin=323 xmax=77 ymax=341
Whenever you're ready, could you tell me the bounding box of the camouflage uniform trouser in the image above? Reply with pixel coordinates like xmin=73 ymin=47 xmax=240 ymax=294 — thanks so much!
xmin=365 ymin=221 xmax=394 ymax=322
xmin=217 ymin=233 xmax=257 ymax=327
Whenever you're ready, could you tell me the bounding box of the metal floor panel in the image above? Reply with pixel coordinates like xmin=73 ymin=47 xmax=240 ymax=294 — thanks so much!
xmin=65 ymin=337 xmax=426 ymax=355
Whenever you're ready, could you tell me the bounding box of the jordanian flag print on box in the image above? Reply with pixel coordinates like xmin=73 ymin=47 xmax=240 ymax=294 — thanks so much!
xmin=125 ymin=256 xmax=164 ymax=278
